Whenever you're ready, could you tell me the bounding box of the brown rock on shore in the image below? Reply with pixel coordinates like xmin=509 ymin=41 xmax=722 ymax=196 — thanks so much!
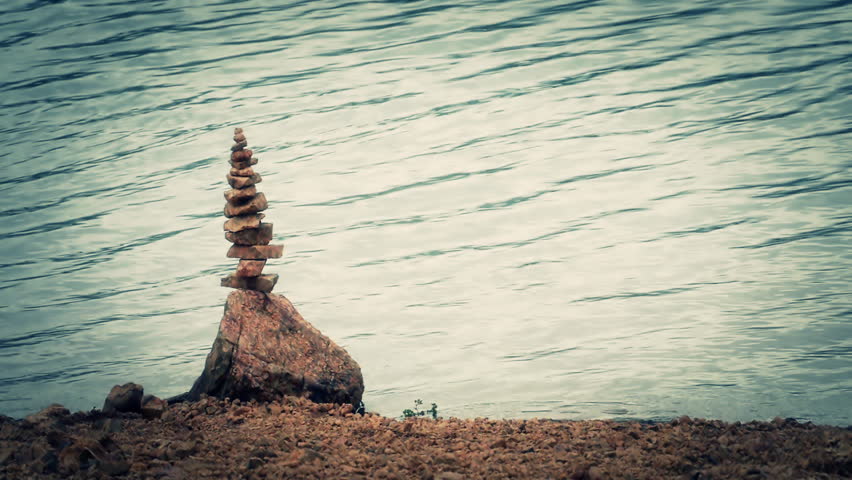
xmin=188 ymin=290 xmax=364 ymax=407
xmin=103 ymin=384 xmax=143 ymax=415
xmin=2 ymin=398 xmax=850 ymax=480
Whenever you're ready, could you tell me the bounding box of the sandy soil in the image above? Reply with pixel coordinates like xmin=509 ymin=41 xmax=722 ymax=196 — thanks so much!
xmin=2 ymin=396 xmax=850 ymax=479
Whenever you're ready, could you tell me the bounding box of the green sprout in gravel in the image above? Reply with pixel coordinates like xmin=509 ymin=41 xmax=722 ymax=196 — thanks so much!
xmin=402 ymin=399 xmax=438 ymax=420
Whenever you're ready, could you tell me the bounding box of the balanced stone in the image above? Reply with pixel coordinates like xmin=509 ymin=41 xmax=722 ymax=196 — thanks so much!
xmin=234 ymin=132 xmax=246 ymax=143
xmin=230 ymin=166 xmax=255 ymax=177
xmin=231 ymin=149 xmax=253 ymax=162
xmin=225 ymin=223 xmax=273 ymax=245
xmin=224 ymin=186 xmax=257 ymax=203
xmin=235 ymin=259 xmax=266 ymax=277
xmin=220 ymin=274 xmax=279 ymax=292
xmin=230 ymin=157 xmax=258 ymax=169
xmin=231 ymin=140 xmax=248 ymax=151
xmin=224 ymin=213 xmax=265 ymax=233
xmin=227 ymin=173 xmax=261 ymax=189
xmin=226 ymin=244 xmax=283 ymax=259
xmin=224 ymin=193 xmax=267 ymax=218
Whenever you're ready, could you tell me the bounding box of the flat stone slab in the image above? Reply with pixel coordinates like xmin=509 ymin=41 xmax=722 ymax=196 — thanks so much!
xmin=230 ymin=157 xmax=258 ymax=169
xmin=227 ymin=244 xmax=283 ymax=259
xmin=230 ymin=166 xmax=255 ymax=177
xmin=227 ymin=173 xmax=261 ymax=189
xmin=224 ymin=214 xmax=265 ymax=232
xmin=225 ymin=223 xmax=273 ymax=245
xmin=231 ymin=149 xmax=253 ymax=162
xmin=224 ymin=193 xmax=267 ymax=218
xmin=220 ymin=274 xmax=279 ymax=292
xmin=235 ymin=259 xmax=266 ymax=277
xmin=224 ymin=186 xmax=257 ymax=203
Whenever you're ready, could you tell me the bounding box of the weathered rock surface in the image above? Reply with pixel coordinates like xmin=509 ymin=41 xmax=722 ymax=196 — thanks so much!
xmin=224 ymin=214 xmax=265 ymax=233
xmin=141 ymin=395 xmax=167 ymax=419
xmin=188 ymin=290 xmax=364 ymax=407
xmin=230 ymin=156 xmax=258 ymax=169
xmin=231 ymin=149 xmax=253 ymax=162
xmin=226 ymin=223 xmax=273 ymax=246
xmin=227 ymin=173 xmax=262 ymax=189
xmin=235 ymin=259 xmax=267 ymax=277
xmin=230 ymin=166 xmax=255 ymax=177
xmin=231 ymin=140 xmax=248 ymax=151
xmin=225 ymin=185 xmax=257 ymax=203
xmin=103 ymin=383 xmax=144 ymax=414
xmin=220 ymin=274 xmax=279 ymax=292
xmin=57 ymin=435 xmax=129 ymax=476
xmin=224 ymin=193 xmax=268 ymax=218
xmin=227 ymin=244 xmax=283 ymax=259
xmin=23 ymin=404 xmax=69 ymax=426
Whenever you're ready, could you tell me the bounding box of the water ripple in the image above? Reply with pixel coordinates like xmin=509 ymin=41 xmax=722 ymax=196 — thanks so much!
xmin=0 ymin=0 xmax=849 ymax=425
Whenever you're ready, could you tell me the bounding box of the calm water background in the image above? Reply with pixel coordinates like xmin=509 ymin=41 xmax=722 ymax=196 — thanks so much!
xmin=0 ymin=0 xmax=850 ymax=424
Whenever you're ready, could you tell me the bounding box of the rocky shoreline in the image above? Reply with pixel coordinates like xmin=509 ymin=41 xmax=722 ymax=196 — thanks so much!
xmin=2 ymin=395 xmax=850 ymax=479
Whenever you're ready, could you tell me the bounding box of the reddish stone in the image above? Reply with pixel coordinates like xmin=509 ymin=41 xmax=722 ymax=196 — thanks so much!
xmin=227 ymin=244 xmax=283 ymax=259
xmin=224 ymin=214 xmax=265 ymax=233
xmin=188 ymin=290 xmax=364 ymax=407
xmin=231 ymin=149 xmax=253 ymax=162
xmin=225 ymin=223 xmax=273 ymax=245
xmin=230 ymin=157 xmax=258 ymax=169
xmin=235 ymin=260 xmax=266 ymax=277
xmin=224 ymin=193 xmax=267 ymax=218
xmin=220 ymin=274 xmax=279 ymax=292
xmin=224 ymin=186 xmax=257 ymax=203
xmin=230 ymin=166 xmax=255 ymax=177
xmin=227 ymin=173 xmax=261 ymax=189
xmin=103 ymin=383 xmax=143 ymax=414
xmin=141 ymin=395 xmax=167 ymax=419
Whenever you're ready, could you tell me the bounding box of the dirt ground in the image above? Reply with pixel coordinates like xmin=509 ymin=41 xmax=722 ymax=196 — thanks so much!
xmin=2 ymin=395 xmax=850 ymax=479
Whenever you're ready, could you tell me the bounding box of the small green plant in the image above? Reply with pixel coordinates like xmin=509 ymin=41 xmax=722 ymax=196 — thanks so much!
xmin=402 ymin=399 xmax=438 ymax=420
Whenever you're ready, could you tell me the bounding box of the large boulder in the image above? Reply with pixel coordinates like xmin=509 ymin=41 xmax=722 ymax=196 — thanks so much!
xmin=187 ymin=290 xmax=364 ymax=407
xmin=103 ymin=383 xmax=143 ymax=414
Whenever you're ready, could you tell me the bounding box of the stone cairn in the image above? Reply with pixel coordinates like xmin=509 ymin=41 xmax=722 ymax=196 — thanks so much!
xmin=220 ymin=128 xmax=283 ymax=292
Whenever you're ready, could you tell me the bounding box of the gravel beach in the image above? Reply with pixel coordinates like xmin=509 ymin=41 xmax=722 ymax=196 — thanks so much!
xmin=2 ymin=395 xmax=850 ymax=479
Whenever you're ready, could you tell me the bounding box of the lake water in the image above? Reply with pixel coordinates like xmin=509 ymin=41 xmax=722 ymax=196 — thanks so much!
xmin=0 ymin=0 xmax=850 ymax=425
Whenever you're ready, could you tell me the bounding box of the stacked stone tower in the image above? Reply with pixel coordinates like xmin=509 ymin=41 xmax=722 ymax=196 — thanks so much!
xmin=220 ymin=128 xmax=283 ymax=292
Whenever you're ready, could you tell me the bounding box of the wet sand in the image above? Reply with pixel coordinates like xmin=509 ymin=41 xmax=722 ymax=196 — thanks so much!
xmin=2 ymin=396 xmax=850 ymax=479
